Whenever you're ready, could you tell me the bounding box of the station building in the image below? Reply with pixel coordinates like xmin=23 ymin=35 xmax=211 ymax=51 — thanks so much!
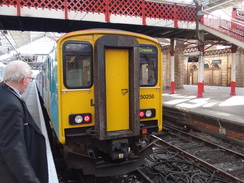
xmin=162 ymin=45 xmax=244 ymax=89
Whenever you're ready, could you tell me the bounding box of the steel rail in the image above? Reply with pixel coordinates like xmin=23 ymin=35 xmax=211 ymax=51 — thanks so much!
xmin=132 ymin=168 xmax=154 ymax=183
xmin=164 ymin=123 xmax=244 ymax=160
xmin=151 ymin=134 xmax=243 ymax=183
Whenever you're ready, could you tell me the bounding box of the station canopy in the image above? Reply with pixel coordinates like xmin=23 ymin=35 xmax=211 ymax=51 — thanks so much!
xmin=0 ymin=0 xmax=243 ymax=64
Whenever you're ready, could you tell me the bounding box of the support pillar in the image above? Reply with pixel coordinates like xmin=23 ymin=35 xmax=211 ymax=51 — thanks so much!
xmin=170 ymin=38 xmax=176 ymax=94
xmin=195 ymin=2 xmax=205 ymax=97
xmin=230 ymin=45 xmax=238 ymax=95
xmin=197 ymin=82 xmax=203 ymax=97
xmin=197 ymin=52 xmax=204 ymax=98
xmin=230 ymin=81 xmax=236 ymax=95
xmin=197 ymin=43 xmax=204 ymax=98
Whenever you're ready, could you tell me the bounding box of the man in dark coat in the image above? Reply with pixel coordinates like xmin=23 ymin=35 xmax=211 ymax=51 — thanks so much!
xmin=0 ymin=61 xmax=48 ymax=183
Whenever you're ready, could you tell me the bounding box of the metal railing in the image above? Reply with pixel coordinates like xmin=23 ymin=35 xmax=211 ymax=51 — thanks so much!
xmin=200 ymin=12 xmax=244 ymax=43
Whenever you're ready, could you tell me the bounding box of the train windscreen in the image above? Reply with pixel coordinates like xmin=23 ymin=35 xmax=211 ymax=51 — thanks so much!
xmin=139 ymin=45 xmax=158 ymax=86
xmin=63 ymin=41 xmax=92 ymax=89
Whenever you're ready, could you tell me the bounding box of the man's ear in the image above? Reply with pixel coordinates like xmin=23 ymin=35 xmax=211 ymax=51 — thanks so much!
xmin=22 ymin=77 xmax=27 ymax=86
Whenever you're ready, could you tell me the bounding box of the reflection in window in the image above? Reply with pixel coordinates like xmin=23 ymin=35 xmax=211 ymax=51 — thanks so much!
xmin=63 ymin=42 xmax=92 ymax=88
xmin=139 ymin=45 xmax=157 ymax=86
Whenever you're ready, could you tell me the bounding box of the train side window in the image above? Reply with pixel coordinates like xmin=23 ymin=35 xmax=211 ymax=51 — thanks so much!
xmin=63 ymin=42 xmax=92 ymax=88
xmin=139 ymin=45 xmax=158 ymax=86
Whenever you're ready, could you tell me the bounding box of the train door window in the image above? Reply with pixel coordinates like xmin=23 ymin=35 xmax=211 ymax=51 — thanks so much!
xmin=139 ymin=45 xmax=157 ymax=86
xmin=63 ymin=41 xmax=92 ymax=88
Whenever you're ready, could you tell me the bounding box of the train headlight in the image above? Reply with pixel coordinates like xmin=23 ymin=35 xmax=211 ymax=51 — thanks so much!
xmin=69 ymin=113 xmax=92 ymax=125
xmin=145 ymin=110 xmax=152 ymax=117
xmin=75 ymin=115 xmax=83 ymax=123
xmin=139 ymin=108 xmax=156 ymax=119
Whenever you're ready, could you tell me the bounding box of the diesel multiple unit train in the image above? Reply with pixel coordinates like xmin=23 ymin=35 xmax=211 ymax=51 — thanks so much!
xmin=36 ymin=29 xmax=163 ymax=176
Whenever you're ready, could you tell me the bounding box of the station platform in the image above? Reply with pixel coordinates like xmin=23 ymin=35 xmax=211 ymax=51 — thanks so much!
xmin=22 ymin=81 xmax=59 ymax=183
xmin=163 ymin=85 xmax=244 ymax=143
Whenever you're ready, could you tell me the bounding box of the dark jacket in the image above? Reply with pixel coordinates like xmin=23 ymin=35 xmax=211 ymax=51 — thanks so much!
xmin=0 ymin=82 xmax=48 ymax=183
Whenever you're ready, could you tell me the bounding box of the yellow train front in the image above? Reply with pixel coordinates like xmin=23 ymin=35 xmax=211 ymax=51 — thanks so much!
xmin=38 ymin=29 xmax=162 ymax=176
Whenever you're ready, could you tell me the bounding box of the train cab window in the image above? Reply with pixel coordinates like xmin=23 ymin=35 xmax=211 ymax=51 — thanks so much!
xmin=63 ymin=42 xmax=92 ymax=88
xmin=139 ymin=45 xmax=157 ymax=86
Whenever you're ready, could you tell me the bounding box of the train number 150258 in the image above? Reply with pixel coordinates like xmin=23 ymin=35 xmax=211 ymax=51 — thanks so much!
xmin=140 ymin=94 xmax=154 ymax=99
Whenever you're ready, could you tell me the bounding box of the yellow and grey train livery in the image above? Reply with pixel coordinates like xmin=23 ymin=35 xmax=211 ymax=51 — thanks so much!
xmin=36 ymin=29 xmax=162 ymax=176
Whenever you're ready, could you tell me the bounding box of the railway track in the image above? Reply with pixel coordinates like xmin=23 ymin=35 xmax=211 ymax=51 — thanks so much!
xmin=149 ymin=123 xmax=244 ymax=183
xmin=116 ymin=121 xmax=244 ymax=182
xmin=115 ymin=137 xmax=232 ymax=183
xmin=58 ymin=122 xmax=244 ymax=182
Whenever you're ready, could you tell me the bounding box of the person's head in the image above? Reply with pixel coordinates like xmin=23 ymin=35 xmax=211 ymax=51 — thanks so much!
xmin=3 ymin=60 xmax=33 ymax=94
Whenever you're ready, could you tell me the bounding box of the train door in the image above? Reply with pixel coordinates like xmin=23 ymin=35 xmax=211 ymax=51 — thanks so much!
xmin=105 ymin=49 xmax=129 ymax=131
xmin=94 ymin=34 xmax=140 ymax=140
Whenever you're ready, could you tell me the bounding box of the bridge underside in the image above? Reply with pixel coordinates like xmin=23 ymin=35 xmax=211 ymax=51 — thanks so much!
xmin=0 ymin=15 xmax=220 ymax=43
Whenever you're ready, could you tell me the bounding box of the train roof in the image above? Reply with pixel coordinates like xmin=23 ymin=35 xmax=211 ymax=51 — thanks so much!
xmin=57 ymin=29 xmax=159 ymax=44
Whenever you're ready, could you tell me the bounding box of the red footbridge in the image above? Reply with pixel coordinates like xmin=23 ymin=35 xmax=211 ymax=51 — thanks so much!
xmin=0 ymin=0 xmax=243 ymax=47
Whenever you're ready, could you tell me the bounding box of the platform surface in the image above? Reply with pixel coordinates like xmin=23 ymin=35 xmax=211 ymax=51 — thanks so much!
xmin=22 ymin=81 xmax=59 ymax=183
xmin=163 ymin=85 xmax=244 ymax=125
